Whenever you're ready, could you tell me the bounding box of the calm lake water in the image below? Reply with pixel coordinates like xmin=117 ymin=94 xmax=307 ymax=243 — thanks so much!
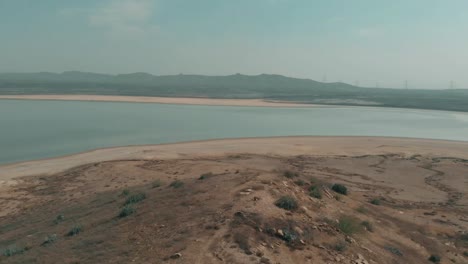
xmin=1 ymin=99 xmax=468 ymax=165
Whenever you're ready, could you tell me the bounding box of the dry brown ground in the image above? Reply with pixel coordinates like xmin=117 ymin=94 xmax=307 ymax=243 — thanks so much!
xmin=1 ymin=153 xmax=467 ymax=264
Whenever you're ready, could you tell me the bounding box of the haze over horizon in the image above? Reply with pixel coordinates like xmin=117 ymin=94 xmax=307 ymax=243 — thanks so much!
xmin=1 ymin=0 xmax=468 ymax=89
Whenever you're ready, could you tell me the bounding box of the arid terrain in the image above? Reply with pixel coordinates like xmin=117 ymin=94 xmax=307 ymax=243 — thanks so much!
xmin=1 ymin=137 xmax=467 ymax=264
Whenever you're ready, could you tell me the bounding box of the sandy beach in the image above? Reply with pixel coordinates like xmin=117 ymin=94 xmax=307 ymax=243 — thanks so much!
xmin=2 ymin=136 xmax=468 ymax=180
xmin=0 ymin=94 xmax=318 ymax=107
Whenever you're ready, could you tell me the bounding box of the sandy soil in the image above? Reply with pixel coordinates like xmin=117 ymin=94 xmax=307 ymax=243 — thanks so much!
xmin=0 ymin=94 xmax=317 ymax=107
xmin=1 ymin=137 xmax=467 ymax=263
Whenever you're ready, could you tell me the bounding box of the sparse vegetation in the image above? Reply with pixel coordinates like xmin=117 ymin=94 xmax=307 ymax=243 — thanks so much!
xmin=152 ymin=180 xmax=162 ymax=188
xmin=294 ymin=179 xmax=306 ymax=186
xmin=119 ymin=205 xmax=135 ymax=218
xmin=428 ymin=254 xmax=441 ymax=263
xmin=275 ymin=196 xmax=298 ymax=211
xmin=333 ymin=240 xmax=347 ymax=252
xmin=54 ymin=214 xmax=65 ymax=224
xmin=2 ymin=245 xmax=28 ymax=257
xmin=309 ymin=186 xmax=322 ymax=199
xmin=198 ymin=172 xmax=214 ymax=180
xmin=124 ymin=192 xmax=146 ymax=205
xmin=384 ymin=245 xmax=403 ymax=256
xmin=42 ymin=234 xmax=57 ymax=246
xmin=121 ymin=189 xmax=130 ymax=196
xmin=356 ymin=206 xmax=368 ymax=214
xmin=370 ymin=198 xmax=381 ymax=205
xmin=463 ymin=251 xmax=468 ymax=257
xmin=233 ymin=232 xmax=252 ymax=255
xmin=283 ymin=170 xmax=299 ymax=178
xmin=361 ymin=221 xmax=374 ymax=232
xmin=331 ymin=184 xmax=348 ymax=195
xmin=337 ymin=215 xmax=361 ymax=235
xmin=169 ymin=180 xmax=184 ymax=188
xmin=67 ymin=224 xmax=82 ymax=237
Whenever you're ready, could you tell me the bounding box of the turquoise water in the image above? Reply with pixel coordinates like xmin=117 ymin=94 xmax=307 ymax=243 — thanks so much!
xmin=1 ymin=99 xmax=468 ymax=165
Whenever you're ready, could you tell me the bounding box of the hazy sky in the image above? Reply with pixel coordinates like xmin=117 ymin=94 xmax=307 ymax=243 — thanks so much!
xmin=1 ymin=0 xmax=467 ymax=89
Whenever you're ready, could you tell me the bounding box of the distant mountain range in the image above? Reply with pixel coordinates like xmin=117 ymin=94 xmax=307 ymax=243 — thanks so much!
xmin=1 ymin=71 xmax=468 ymax=112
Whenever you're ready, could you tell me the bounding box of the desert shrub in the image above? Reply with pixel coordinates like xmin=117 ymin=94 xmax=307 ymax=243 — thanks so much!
xmin=331 ymin=184 xmax=348 ymax=195
xmin=124 ymin=192 xmax=146 ymax=205
xmin=309 ymin=186 xmax=322 ymax=199
xmin=42 ymin=234 xmax=57 ymax=246
xmin=361 ymin=221 xmax=374 ymax=232
xmin=384 ymin=245 xmax=403 ymax=256
xmin=337 ymin=215 xmax=361 ymax=235
xmin=54 ymin=214 xmax=65 ymax=224
xmin=2 ymin=245 xmax=27 ymax=257
xmin=294 ymin=179 xmax=306 ymax=186
xmin=119 ymin=205 xmax=135 ymax=218
xmin=370 ymin=198 xmax=381 ymax=205
xmin=169 ymin=180 xmax=184 ymax=188
xmin=121 ymin=189 xmax=130 ymax=196
xmin=233 ymin=232 xmax=252 ymax=255
xmin=275 ymin=196 xmax=298 ymax=211
xmin=199 ymin=172 xmax=214 ymax=180
xmin=463 ymin=251 xmax=468 ymax=257
xmin=67 ymin=224 xmax=82 ymax=237
xmin=152 ymin=180 xmax=162 ymax=188
xmin=356 ymin=206 xmax=368 ymax=214
xmin=428 ymin=254 xmax=441 ymax=263
xmin=283 ymin=170 xmax=298 ymax=178
xmin=333 ymin=240 xmax=347 ymax=252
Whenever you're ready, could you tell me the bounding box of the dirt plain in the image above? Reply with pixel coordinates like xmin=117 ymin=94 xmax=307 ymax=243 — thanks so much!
xmin=0 ymin=137 xmax=467 ymax=264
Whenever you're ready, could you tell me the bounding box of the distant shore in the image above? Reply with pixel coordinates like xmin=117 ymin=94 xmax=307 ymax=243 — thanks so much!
xmin=1 ymin=136 xmax=468 ymax=180
xmin=0 ymin=94 xmax=318 ymax=107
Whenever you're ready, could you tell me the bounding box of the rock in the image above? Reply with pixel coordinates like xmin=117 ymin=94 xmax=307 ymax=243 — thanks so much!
xmin=170 ymin=253 xmax=182 ymax=259
xmin=346 ymin=236 xmax=356 ymax=244
xmin=294 ymin=226 xmax=304 ymax=235
xmin=277 ymin=229 xmax=284 ymax=237
xmin=240 ymin=191 xmax=251 ymax=195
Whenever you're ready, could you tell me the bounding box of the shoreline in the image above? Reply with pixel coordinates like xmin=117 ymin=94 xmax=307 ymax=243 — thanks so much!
xmin=0 ymin=94 xmax=318 ymax=108
xmin=2 ymin=136 xmax=468 ymax=180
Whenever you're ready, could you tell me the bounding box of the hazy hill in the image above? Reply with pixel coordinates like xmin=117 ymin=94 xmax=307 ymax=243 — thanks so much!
xmin=1 ymin=71 xmax=468 ymax=112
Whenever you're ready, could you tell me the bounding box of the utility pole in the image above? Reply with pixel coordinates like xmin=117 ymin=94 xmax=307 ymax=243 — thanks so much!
xmin=322 ymin=75 xmax=327 ymax=83
xmin=404 ymin=80 xmax=408 ymax=89
xmin=450 ymin=80 xmax=454 ymax=89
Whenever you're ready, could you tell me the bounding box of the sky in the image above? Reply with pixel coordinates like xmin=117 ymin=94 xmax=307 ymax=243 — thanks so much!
xmin=1 ymin=0 xmax=468 ymax=89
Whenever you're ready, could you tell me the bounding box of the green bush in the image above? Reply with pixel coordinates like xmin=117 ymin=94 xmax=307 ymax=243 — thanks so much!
xmin=121 ymin=189 xmax=130 ymax=196
xmin=333 ymin=240 xmax=347 ymax=252
xmin=119 ymin=205 xmax=135 ymax=218
xmin=275 ymin=196 xmax=298 ymax=211
xmin=67 ymin=224 xmax=82 ymax=237
xmin=463 ymin=251 xmax=468 ymax=257
xmin=54 ymin=214 xmax=65 ymax=224
xmin=2 ymin=245 xmax=27 ymax=257
xmin=428 ymin=255 xmax=441 ymax=263
xmin=309 ymin=186 xmax=322 ymax=199
xmin=169 ymin=180 xmax=184 ymax=188
xmin=331 ymin=184 xmax=348 ymax=195
xmin=124 ymin=192 xmax=146 ymax=205
xmin=370 ymin=198 xmax=381 ymax=205
xmin=283 ymin=170 xmax=299 ymax=178
xmin=337 ymin=215 xmax=361 ymax=235
xmin=42 ymin=234 xmax=57 ymax=246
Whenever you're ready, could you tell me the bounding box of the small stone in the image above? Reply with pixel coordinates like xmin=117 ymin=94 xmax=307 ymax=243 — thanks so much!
xmin=170 ymin=253 xmax=182 ymax=259
xmin=277 ymin=229 xmax=284 ymax=237
xmin=294 ymin=226 xmax=304 ymax=235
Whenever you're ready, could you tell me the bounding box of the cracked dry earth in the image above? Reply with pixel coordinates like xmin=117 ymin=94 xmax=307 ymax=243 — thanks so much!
xmin=1 ymin=154 xmax=467 ymax=264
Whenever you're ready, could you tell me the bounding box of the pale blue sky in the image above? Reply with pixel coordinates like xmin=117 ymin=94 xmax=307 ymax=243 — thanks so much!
xmin=1 ymin=0 xmax=467 ymax=89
